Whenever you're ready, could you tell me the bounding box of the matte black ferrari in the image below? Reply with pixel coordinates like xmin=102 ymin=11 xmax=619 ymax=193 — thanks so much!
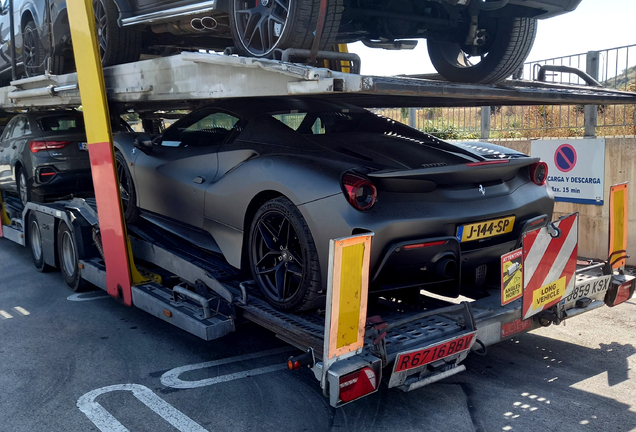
xmin=113 ymin=97 xmax=553 ymax=311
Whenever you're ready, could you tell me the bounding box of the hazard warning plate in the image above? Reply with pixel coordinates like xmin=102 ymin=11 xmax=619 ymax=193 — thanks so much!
xmin=393 ymin=332 xmax=476 ymax=373
xmin=522 ymin=213 xmax=578 ymax=320
xmin=457 ymin=216 xmax=515 ymax=243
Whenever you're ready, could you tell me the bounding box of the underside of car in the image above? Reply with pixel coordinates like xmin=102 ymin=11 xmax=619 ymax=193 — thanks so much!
xmin=41 ymin=0 xmax=581 ymax=84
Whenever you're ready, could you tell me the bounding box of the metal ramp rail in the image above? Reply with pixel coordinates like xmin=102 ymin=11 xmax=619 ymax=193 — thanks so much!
xmin=2 ymin=52 xmax=636 ymax=112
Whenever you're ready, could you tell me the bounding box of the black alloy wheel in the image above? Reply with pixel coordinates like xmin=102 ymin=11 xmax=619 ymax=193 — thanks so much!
xmin=427 ymin=16 xmax=537 ymax=84
xmin=23 ymin=20 xmax=45 ymax=77
xmin=93 ymin=0 xmax=142 ymax=66
xmin=229 ymin=0 xmax=343 ymax=58
xmin=249 ymin=197 xmax=321 ymax=311
xmin=115 ymin=151 xmax=140 ymax=223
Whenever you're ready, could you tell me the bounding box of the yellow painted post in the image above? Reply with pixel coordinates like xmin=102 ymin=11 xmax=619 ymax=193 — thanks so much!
xmin=609 ymin=183 xmax=629 ymax=269
xmin=321 ymin=234 xmax=372 ymax=390
xmin=66 ymin=0 xmax=136 ymax=304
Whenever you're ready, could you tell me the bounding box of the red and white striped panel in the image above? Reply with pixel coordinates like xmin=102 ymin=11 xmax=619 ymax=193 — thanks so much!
xmin=522 ymin=213 xmax=578 ymax=320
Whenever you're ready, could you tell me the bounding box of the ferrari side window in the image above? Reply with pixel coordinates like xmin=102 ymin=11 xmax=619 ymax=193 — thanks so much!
xmin=271 ymin=113 xmax=307 ymax=131
xmin=178 ymin=112 xmax=240 ymax=147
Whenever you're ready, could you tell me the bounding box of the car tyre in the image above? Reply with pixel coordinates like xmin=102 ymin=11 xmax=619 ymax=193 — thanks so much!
xmin=115 ymin=151 xmax=140 ymax=224
xmin=17 ymin=168 xmax=31 ymax=207
xmin=427 ymin=16 xmax=537 ymax=84
xmin=229 ymin=0 xmax=343 ymax=58
xmin=94 ymin=0 xmax=142 ymax=66
xmin=22 ymin=20 xmax=46 ymax=77
xmin=249 ymin=197 xmax=321 ymax=311
xmin=58 ymin=222 xmax=92 ymax=292
xmin=28 ymin=212 xmax=53 ymax=273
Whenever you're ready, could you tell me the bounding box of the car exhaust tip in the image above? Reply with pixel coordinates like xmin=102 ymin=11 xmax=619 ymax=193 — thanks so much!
xmin=434 ymin=257 xmax=457 ymax=279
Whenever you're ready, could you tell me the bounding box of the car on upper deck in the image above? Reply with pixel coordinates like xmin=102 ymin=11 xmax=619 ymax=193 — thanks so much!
xmin=0 ymin=0 xmax=580 ymax=84
xmin=112 ymin=97 xmax=554 ymax=312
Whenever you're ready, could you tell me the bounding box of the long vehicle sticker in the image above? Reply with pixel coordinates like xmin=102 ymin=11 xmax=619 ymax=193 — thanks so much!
xmin=522 ymin=213 xmax=578 ymax=320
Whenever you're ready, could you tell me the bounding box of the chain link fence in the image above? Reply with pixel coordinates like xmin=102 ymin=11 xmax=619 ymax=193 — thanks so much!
xmin=375 ymin=44 xmax=636 ymax=139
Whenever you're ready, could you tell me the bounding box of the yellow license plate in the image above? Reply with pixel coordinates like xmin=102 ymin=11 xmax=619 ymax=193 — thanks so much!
xmin=457 ymin=216 xmax=515 ymax=242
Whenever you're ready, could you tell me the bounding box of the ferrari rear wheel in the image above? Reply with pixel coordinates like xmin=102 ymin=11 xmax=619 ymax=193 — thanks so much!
xmin=249 ymin=197 xmax=321 ymax=311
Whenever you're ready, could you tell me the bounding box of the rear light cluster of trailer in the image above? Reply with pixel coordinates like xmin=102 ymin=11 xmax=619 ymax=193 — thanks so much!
xmin=338 ymin=367 xmax=378 ymax=403
xmin=605 ymin=277 xmax=635 ymax=307
xmin=29 ymin=141 xmax=71 ymax=153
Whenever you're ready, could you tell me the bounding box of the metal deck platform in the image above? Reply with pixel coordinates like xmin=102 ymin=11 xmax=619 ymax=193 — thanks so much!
xmin=2 ymin=52 xmax=636 ymax=112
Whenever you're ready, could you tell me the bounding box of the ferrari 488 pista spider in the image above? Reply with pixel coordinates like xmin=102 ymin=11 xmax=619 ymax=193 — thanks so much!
xmin=114 ymin=97 xmax=553 ymax=311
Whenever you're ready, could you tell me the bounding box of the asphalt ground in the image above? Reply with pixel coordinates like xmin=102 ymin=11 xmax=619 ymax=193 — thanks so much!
xmin=1 ymin=236 xmax=635 ymax=432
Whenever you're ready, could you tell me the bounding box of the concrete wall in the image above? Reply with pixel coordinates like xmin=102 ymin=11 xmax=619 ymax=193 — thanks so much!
xmin=492 ymin=138 xmax=636 ymax=265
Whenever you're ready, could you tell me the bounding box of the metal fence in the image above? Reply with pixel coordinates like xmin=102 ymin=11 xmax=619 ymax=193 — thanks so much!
xmin=375 ymin=44 xmax=636 ymax=139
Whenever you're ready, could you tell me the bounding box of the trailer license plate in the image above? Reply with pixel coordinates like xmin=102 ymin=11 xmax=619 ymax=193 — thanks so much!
xmin=393 ymin=332 xmax=476 ymax=373
xmin=562 ymin=275 xmax=612 ymax=307
xmin=457 ymin=216 xmax=515 ymax=242
xmin=79 ymin=142 xmax=88 ymax=151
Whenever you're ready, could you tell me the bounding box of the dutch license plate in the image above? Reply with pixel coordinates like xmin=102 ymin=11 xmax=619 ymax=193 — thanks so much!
xmin=457 ymin=216 xmax=515 ymax=243
xmin=393 ymin=332 xmax=476 ymax=373
xmin=562 ymin=275 xmax=612 ymax=308
xmin=79 ymin=142 xmax=88 ymax=151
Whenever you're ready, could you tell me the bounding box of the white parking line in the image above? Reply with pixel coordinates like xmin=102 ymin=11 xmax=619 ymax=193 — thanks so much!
xmin=77 ymin=384 xmax=209 ymax=432
xmin=0 ymin=310 xmax=13 ymax=319
xmin=13 ymin=307 xmax=30 ymax=316
xmin=67 ymin=292 xmax=111 ymax=302
xmin=161 ymin=347 xmax=294 ymax=389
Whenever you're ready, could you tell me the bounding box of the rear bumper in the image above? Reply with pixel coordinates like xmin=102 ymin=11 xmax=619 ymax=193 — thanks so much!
xmin=300 ymin=180 xmax=554 ymax=295
xmin=33 ymin=168 xmax=93 ymax=198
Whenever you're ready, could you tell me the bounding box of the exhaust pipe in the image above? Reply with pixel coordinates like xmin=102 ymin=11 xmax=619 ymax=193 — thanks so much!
xmin=201 ymin=17 xmax=218 ymax=30
xmin=434 ymin=257 xmax=457 ymax=279
xmin=190 ymin=17 xmax=218 ymax=31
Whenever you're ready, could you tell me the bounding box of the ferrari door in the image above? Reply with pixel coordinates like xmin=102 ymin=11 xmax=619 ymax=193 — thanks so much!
xmin=131 ymin=110 xmax=242 ymax=229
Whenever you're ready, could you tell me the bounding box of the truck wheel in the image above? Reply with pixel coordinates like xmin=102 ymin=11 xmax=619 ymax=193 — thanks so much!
xmin=27 ymin=212 xmax=52 ymax=273
xmin=94 ymin=0 xmax=142 ymax=66
xmin=115 ymin=151 xmax=140 ymax=223
xmin=427 ymin=16 xmax=537 ymax=84
xmin=22 ymin=20 xmax=45 ymax=77
xmin=248 ymin=197 xmax=321 ymax=311
xmin=229 ymin=0 xmax=343 ymax=58
xmin=58 ymin=222 xmax=91 ymax=292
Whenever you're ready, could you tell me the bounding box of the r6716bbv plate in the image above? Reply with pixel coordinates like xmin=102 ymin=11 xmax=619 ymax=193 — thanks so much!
xmin=393 ymin=332 xmax=476 ymax=373
xmin=457 ymin=216 xmax=515 ymax=243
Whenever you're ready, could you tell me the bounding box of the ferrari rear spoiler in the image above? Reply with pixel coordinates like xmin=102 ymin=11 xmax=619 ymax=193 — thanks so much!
xmin=367 ymin=157 xmax=539 ymax=192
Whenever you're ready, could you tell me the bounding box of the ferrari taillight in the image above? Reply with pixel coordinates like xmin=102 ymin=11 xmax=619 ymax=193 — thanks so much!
xmin=342 ymin=172 xmax=377 ymax=211
xmin=29 ymin=141 xmax=71 ymax=153
xmin=530 ymin=162 xmax=548 ymax=186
